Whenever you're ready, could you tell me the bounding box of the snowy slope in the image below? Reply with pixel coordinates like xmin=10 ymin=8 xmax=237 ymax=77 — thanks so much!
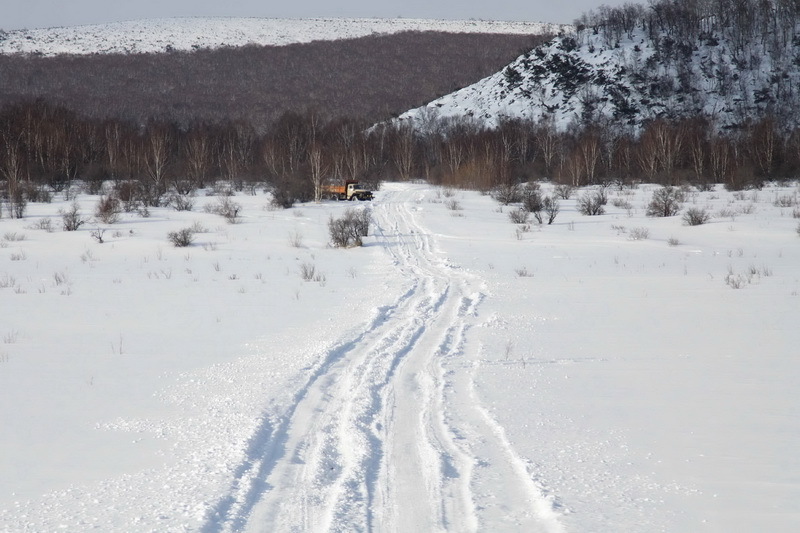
xmin=1 ymin=181 xmax=798 ymax=531
xmin=397 ymin=27 xmax=800 ymax=130
xmin=0 ymin=17 xmax=570 ymax=56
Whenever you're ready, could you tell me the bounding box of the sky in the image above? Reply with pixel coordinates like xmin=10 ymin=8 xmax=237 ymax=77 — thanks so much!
xmin=1 ymin=0 xmax=630 ymax=31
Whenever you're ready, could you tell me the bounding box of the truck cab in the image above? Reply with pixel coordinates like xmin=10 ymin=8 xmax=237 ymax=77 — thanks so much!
xmin=346 ymin=181 xmax=373 ymax=201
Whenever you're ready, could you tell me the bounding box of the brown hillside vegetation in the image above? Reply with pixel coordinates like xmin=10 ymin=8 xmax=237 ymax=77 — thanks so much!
xmin=0 ymin=31 xmax=549 ymax=130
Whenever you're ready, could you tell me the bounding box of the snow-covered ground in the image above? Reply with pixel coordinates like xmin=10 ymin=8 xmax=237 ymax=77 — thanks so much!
xmin=0 ymin=18 xmax=569 ymax=56
xmin=0 ymin=181 xmax=798 ymax=532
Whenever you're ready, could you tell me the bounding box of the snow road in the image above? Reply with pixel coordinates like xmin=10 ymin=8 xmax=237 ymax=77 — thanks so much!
xmin=203 ymin=184 xmax=564 ymax=532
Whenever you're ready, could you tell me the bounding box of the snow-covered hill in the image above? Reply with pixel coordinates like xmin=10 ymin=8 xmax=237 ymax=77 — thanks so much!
xmin=398 ymin=18 xmax=800 ymax=131
xmin=0 ymin=17 xmax=570 ymax=56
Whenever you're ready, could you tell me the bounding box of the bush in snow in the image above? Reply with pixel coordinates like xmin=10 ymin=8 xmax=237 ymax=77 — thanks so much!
xmin=445 ymin=199 xmax=462 ymax=211
xmin=554 ymin=184 xmax=574 ymax=200
xmin=205 ymin=196 xmax=241 ymax=223
xmin=521 ymin=185 xmax=543 ymax=219
xmin=490 ymin=183 xmax=522 ymax=205
xmin=543 ymin=196 xmax=560 ymax=224
xmin=95 ymin=195 xmax=122 ymax=223
xmin=508 ymin=207 xmax=529 ymax=224
xmin=167 ymin=227 xmax=195 ymax=247
xmin=329 ymin=207 xmax=370 ymax=247
xmin=683 ymin=207 xmax=711 ymax=226
xmin=168 ymin=192 xmax=195 ymax=212
xmin=646 ymin=186 xmax=683 ymax=217
xmin=577 ymin=192 xmax=606 ymax=216
xmin=60 ymin=201 xmax=86 ymax=231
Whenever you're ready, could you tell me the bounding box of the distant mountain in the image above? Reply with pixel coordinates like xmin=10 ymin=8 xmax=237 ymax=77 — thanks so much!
xmin=0 ymin=17 xmax=569 ymax=56
xmin=397 ymin=0 xmax=800 ymax=131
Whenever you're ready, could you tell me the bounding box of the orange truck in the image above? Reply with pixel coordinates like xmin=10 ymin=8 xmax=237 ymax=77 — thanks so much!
xmin=321 ymin=180 xmax=374 ymax=201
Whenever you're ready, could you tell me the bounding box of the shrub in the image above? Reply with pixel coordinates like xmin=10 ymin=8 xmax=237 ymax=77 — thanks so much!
xmin=683 ymin=207 xmax=711 ymax=226
xmin=7 ymin=188 xmax=26 ymax=219
xmin=773 ymin=194 xmax=797 ymax=207
xmin=299 ymin=262 xmax=325 ymax=283
xmin=206 ymin=196 xmax=242 ymax=223
xmin=354 ymin=208 xmax=371 ymax=237
xmin=445 ymin=199 xmax=462 ymax=211
xmin=490 ymin=183 xmax=522 ymax=205
xmin=114 ymin=181 xmax=142 ymax=212
xmin=328 ymin=207 xmax=370 ymax=247
xmin=577 ymin=192 xmax=606 ymax=216
xmin=167 ymin=227 xmax=195 ymax=247
xmin=611 ymin=197 xmax=633 ymax=209
xmin=629 ymin=227 xmax=650 ymax=240
xmin=95 ymin=195 xmax=122 ymax=223
xmin=22 ymin=183 xmax=52 ymax=203
xmin=521 ymin=185 xmax=543 ymax=222
xmin=554 ymin=184 xmax=574 ymax=199
xmin=543 ymin=196 xmax=560 ymax=224
xmin=646 ymin=186 xmax=683 ymax=217
xmin=169 ymin=192 xmax=195 ymax=211
xmin=29 ymin=218 xmax=53 ymax=232
xmin=508 ymin=208 xmax=530 ymax=224
xmin=60 ymin=202 xmax=86 ymax=231
xmin=90 ymin=227 xmax=106 ymax=244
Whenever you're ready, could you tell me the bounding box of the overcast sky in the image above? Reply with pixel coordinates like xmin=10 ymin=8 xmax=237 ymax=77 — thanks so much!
xmin=2 ymin=0 xmax=632 ymax=31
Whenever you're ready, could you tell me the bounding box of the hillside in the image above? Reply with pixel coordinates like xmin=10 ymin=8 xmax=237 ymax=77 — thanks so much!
xmin=0 ymin=33 xmax=555 ymax=130
xmin=398 ymin=0 xmax=800 ymax=131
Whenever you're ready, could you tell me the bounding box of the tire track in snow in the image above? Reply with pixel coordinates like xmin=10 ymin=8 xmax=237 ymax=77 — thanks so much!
xmin=207 ymin=183 xmax=564 ymax=532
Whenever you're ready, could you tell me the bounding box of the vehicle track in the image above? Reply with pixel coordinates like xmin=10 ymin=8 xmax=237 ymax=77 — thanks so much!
xmin=206 ymin=184 xmax=564 ymax=533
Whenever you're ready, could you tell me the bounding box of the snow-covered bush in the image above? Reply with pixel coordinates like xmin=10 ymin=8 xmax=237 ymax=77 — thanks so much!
xmin=167 ymin=227 xmax=195 ymax=247
xmin=60 ymin=202 xmax=86 ymax=231
xmin=577 ymin=192 xmax=606 ymax=216
xmin=328 ymin=208 xmax=370 ymax=247
xmin=683 ymin=207 xmax=711 ymax=226
xmin=445 ymin=199 xmax=462 ymax=211
xmin=490 ymin=184 xmax=522 ymax=205
xmin=543 ymin=196 xmax=560 ymax=224
xmin=554 ymin=184 xmax=574 ymax=199
xmin=168 ymin=192 xmax=195 ymax=212
xmin=508 ymin=207 xmax=529 ymax=224
xmin=629 ymin=227 xmax=650 ymax=240
xmin=95 ymin=195 xmax=122 ymax=223
xmin=205 ymin=196 xmax=241 ymax=223
xmin=646 ymin=186 xmax=683 ymax=217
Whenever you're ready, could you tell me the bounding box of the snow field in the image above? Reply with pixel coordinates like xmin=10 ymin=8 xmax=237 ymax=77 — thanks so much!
xmin=1 ymin=180 xmax=798 ymax=532
xmin=0 ymin=18 xmax=569 ymax=56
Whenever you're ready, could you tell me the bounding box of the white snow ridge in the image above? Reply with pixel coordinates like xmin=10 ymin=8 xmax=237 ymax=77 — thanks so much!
xmin=0 ymin=18 xmax=569 ymax=56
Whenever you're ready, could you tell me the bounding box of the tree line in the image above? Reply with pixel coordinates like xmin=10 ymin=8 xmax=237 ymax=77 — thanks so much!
xmin=1 ymin=98 xmax=798 ymax=219
xmin=576 ymin=0 xmax=799 ymax=50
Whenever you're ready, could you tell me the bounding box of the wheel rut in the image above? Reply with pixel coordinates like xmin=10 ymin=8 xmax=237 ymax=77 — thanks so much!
xmin=204 ymin=184 xmax=565 ymax=533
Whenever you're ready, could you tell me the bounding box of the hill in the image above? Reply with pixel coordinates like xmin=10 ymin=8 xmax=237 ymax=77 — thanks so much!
xmin=397 ymin=0 xmax=800 ymax=131
xmin=0 ymin=18 xmax=564 ymax=129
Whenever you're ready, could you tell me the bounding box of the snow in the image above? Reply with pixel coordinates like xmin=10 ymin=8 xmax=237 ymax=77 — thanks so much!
xmin=0 ymin=18 xmax=570 ymax=57
xmin=0 ymin=181 xmax=799 ymax=531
